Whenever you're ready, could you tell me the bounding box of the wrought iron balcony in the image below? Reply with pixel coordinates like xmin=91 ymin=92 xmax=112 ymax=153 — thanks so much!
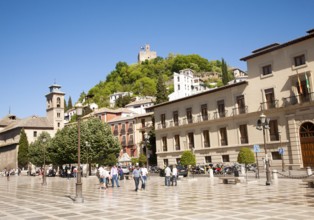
xmin=283 ymin=92 xmax=314 ymax=107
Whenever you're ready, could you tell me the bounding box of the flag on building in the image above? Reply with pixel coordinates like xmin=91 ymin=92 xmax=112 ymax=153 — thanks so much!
xmin=298 ymin=74 xmax=303 ymax=94
xmin=305 ymin=72 xmax=310 ymax=93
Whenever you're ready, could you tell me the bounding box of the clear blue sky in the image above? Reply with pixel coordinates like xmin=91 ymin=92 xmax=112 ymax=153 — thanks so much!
xmin=1 ymin=0 xmax=313 ymax=118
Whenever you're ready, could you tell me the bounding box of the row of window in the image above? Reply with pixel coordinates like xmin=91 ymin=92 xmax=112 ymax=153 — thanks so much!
xmin=161 ymin=120 xmax=279 ymax=151
xmin=262 ymin=54 xmax=306 ymax=76
xmin=158 ymin=87 xmax=284 ymax=130
xmin=113 ymin=123 xmax=134 ymax=135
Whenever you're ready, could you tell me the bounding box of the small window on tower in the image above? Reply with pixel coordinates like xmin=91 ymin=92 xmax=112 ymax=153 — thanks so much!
xmin=33 ymin=131 xmax=37 ymax=137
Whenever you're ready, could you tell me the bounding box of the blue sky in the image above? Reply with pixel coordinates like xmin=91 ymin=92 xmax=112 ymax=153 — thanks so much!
xmin=1 ymin=0 xmax=313 ymax=118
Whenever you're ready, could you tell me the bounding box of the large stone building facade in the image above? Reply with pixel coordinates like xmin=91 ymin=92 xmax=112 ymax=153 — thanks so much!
xmin=152 ymin=29 xmax=314 ymax=169
xmin=0 ymin=84 xmax=65 ymax=170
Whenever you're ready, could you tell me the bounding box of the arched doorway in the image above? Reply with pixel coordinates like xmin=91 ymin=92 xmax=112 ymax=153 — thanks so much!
xmin=300 ymin=122 xmax=314 ymax=167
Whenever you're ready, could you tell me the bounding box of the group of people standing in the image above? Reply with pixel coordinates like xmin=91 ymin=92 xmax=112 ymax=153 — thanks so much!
xmin=132 ymin=165 xmax=148 ymax=191
xmin=97 ymin=165 xmax=121 ymax=190
xmin=97 ymin=164 xmax=148 ymax=192
xmin=164 ymin=165 xmax=178 ymax=186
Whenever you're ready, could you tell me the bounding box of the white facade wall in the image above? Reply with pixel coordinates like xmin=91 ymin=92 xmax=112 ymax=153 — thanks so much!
xmin=154 ymin=31 xmax=314 ymax=169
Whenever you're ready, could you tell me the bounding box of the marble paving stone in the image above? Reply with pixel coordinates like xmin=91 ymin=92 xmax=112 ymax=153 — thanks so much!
xmin=0 ymin=175 xmax=314 ymax=219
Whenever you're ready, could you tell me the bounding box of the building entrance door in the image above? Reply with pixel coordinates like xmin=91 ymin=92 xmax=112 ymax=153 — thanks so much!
xmin=300 ymin=122 xmax=314 ymax=167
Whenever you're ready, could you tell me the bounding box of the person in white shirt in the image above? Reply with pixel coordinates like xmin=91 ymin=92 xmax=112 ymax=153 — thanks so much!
xmin=171 ymin=165 xmax=178 ymax=186
xmin=140 ymin=166 xmax=148 ymax=190
xmin=164 ymin=165 xmax=171 ymax=186
xmin=110 ymin=165 xmax=120 ymax=187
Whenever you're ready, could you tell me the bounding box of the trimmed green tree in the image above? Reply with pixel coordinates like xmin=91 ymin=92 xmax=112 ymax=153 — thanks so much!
xmin=138 ymin=153 xmax=147 ymax=167
xmin=18 ymin=129 xmax=29 ymax=169
xmin=237 ymin=147 xmax=255 ymax=181
xmin=180 ymin=150 xmax=196 ymax=177
xmin=28 ymin=132 xmax=52 ymax=167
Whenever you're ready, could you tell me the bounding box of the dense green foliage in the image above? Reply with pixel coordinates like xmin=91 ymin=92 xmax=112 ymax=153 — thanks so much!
xmin=84 ymin=54 xmax=231 ymax=108
xmin=237 ymin=147 xmax=255 ymax=165
xmin=138 ymin=153 xmax=147 ymax=167
xmin=50 ymin=118 xmax=120 ymax=166
xmin=18 ymin=129 xmax=29 ymax=169
xmin=155 ymin=74 xmax=169 ymax=104
xmin=180 ymin=150 xmax=196 ymax=166
xmin=28 ymin=132 xmax=52 ymax=167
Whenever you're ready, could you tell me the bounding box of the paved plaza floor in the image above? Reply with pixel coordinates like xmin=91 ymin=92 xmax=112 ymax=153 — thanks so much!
xmin=0 ymin=174 xmax=313 ymax=220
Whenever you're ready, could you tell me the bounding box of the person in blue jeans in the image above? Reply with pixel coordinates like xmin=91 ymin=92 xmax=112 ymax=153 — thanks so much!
xmin=164 ymin=165 xmax=171 ymax=186
xmin=110 ymin=165 xmax=120 ymax=187
xmin=132 ymin=165 xmax=141 ymax=191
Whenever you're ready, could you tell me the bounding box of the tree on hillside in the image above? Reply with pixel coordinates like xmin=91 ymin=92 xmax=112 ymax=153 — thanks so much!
xmin=18 ymin=129 xmax=29 ymax=169
xmin=133 ymin=77 xmax=156 ymax=96
xmin=221 ymin=58 xmax=229 ymax=85
xmin=155 ymin=75 xmax=169 ymax=104
xmin=64 ymin=99 xmax=67 ymax=112
xmin=115 ymin=95 xmax=132 ymax=107
xmin=68 ymin=96 xmax=73 ymax=110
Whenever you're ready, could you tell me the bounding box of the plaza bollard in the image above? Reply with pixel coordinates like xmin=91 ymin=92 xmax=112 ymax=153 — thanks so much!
xmin=208 ymin=168 xmax=214 ymax=178
xmin=272 ymin=169 xmax=278 ymax=180
xmin=307 ymin=167 xmax=312 ymax=176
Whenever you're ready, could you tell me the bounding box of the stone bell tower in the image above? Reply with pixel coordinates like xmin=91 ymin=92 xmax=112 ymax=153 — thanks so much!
xmin=46 ymin=84 xmax=65 ymax=131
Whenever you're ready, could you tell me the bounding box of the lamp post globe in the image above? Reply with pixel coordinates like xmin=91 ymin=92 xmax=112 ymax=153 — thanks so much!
xmin=257 ymin=113 xmax=272 ymax=186
xmin=75 ymin=102 xmax=84 ymax=203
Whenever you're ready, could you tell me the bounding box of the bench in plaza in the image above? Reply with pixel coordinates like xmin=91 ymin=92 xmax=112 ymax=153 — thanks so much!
xmin=302 ymin=178 xmax=314 ymax=188
xmin=219 ymin=176 xmax=244 ymax=184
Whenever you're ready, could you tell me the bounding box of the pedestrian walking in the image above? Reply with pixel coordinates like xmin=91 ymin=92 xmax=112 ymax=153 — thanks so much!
xmin=132 ymin=165 xmax=141 ymax=191
xmin=165 ymin=165 xmax=171 ymax=186
xmin=4 ymin=168 xmax=10 ymax=181
xmin=98 ymin=165 xmax=106 ymax=190
xmin=171 ymin=165 xmax=178 ymax=186
xmin=110 ymin=165 xmax=120 ymax=187
xmin=140 ymin=165 xmax=148 ymax=190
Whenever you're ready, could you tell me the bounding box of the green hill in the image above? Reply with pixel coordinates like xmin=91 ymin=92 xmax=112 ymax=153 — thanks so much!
xmin=79 ymin=54 xmax=231 ymax=108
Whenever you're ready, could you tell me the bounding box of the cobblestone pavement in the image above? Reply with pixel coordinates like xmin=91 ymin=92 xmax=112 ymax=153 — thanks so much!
xmin=0 ymin=174 xmax=313 ymax=220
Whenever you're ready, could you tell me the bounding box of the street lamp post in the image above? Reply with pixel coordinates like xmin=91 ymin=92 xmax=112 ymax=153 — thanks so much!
xmin=144 ymin=133 xmax=149 ymax=169
xmin=75 ymin=102 xmax=84 ymax=203
xmin=256 ymin=113 xmax=272 ymax=186
xmin=85 ymin=141 xmax=91 ymax=177
xmin=42 ymin=137 xmax=47 ymax=185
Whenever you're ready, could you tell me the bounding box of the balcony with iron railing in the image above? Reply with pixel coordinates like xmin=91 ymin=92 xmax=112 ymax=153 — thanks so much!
xmin=283 ymin=92 xmax=314 ymax=107
xmin=260 ymin=100 xmax=279 ymax=111
xmin=220 ymin=139 xmax=228 ymax=146
xmin=113 ymin=129 xmax=119 ymax=136
xmin=203 ymin=142 xmax=210 ymax=148
xmin=128 ymin=127 xmax=134 ymax=133
xmin=232 ymin=106 xmax=248 ymax=116
xmin=214 ymin=110 xmax=228 ymax=119
xmin=270 ymin=133 xmax=279 ymax=141
xmin=240 ymin=137 xmax=249 ymax=144
xmin=120 ymin=129 xmax=126 ymax=135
